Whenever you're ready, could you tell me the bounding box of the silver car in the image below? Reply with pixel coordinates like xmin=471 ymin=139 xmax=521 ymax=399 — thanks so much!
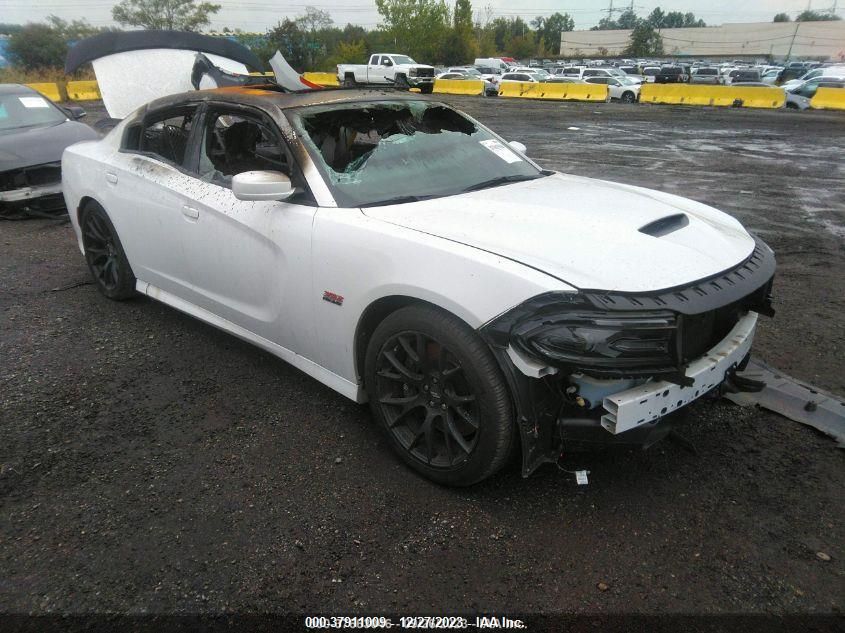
xmin=785 ymin=77 xmax=845 ymax=110
xmin=690 ymin=67 xmax=721 ymax=85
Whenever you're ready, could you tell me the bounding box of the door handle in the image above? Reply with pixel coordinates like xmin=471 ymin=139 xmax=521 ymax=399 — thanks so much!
xmin=181 ymin=205 xmax=200 ymax=220
xmin=105 ymin=172 xmax=118 ymax=184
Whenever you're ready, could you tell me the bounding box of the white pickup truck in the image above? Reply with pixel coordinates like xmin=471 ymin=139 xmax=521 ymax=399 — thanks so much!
xmin=337 ymin=53 xmax=436 ymax=93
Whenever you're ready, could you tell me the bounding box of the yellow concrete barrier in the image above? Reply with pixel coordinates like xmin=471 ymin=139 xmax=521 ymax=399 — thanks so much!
xmin=723 ymin=86 xmax=785 ymax=108
xmin=535 ymin=82 xmax=608 ymax=101
xmin=640 ymin=83 xmax=784 ymax=108
xmin=433 ymin=78 xmax=484 ymax=96
xmin=811 ymin=87 xmax=845 ymax=110
xmin=497 ymin=82 xmax=542 ymax=98
xmin=66 ymin=80 xmax=101 ymax=101
xmin=498 ymin=81 xmax=608 ymax=101
xmin=25 ymin=82 xmax=63 ymax=102
xmin=302 ymin=72 xmax=339 ymax=87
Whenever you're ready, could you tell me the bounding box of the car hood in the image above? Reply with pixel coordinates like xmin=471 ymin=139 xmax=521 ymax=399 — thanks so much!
xmin=361 ymin=173 xmax=755 ymax=293
xmin=0 ymin=120 xmax=99 ymax=172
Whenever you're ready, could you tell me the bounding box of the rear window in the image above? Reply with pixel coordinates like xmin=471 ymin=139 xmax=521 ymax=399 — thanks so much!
xmin=696 ymin=68 xmax=717 ymax=76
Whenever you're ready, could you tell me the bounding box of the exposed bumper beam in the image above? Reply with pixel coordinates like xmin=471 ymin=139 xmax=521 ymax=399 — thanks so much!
xmin=602 ymin=311 xmax=758 ymax=434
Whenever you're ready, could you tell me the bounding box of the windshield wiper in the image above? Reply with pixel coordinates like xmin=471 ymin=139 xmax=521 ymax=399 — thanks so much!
xmin=460 ymin=173 xmax=544 ymax=193
xmin=360 ymin=194 xmax=439 ymax=208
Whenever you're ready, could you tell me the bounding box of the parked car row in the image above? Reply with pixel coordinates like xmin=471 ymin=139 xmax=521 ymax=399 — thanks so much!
xmin=432 ymin=57 xmax=845 ymax=110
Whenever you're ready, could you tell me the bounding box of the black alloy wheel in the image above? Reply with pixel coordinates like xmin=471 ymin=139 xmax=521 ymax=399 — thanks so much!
xmin=80 ymin=201 xmax=136 ymax=300
xmin=365 ymin=304 xmax=514 ymax=486
xmin=376 ymin=330 xmax=480 ymax=468
xmin=622 ymin=91 xmax=636 ymax=103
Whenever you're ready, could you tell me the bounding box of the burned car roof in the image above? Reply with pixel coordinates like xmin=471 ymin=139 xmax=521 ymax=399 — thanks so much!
xmin=141 ymin=86 xmax=427 ymax=115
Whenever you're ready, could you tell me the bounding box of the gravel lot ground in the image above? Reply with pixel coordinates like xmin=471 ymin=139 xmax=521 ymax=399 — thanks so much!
xmin=1 ymin=97 xmax=843 ymax=623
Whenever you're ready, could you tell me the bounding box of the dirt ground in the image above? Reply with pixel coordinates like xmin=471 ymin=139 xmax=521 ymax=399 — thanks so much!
xmin=1 ymin=97 xmax=843 ymax=623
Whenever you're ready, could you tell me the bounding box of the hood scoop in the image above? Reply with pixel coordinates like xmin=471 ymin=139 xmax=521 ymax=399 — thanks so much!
xmin=639 ymin=213 xmax=689 ymax=237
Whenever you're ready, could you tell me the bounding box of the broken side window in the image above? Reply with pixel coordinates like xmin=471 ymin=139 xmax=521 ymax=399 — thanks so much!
xmin=288 ymin=100 xmax=541 ymax=208
xmin=197 ymin=110 xmax=289 ymax=186
xmin=140 ymin=106 xmax=198 ymax=166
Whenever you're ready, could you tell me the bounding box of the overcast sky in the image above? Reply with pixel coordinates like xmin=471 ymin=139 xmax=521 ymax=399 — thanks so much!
xmin=2 ymin=0 xmax=840 ymax=32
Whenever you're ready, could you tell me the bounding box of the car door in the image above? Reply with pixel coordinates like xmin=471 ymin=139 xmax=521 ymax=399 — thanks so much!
xmin=104 ymin=103 xmax=201 ymax=298
xmin=380 ymin=55 xmax=397 ymax=83
xmin=367 ymin=55 xmax=387 ymax=83
xmin=364 ymin=55 xmax=382 ymax=83
xmin=793 ymin=79 xmax=821 ymax=108
xmin=174 ymin=103 xmax=318 ymax=349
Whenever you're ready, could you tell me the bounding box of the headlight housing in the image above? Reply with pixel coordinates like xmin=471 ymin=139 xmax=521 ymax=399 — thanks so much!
xmin=512 ymin=310 xmax=678 ymax=371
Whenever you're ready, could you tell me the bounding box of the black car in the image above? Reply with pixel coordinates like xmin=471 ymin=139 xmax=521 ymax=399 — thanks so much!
xmin=728 ymin=69 xmax=762 ymax=84
xmin=655 ymin=66 xmax=688 ymax=84
xmin=0 ymin=84 xmax=98 ymax=219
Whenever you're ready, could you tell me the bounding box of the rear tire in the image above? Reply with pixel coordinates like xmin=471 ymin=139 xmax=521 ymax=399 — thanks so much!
xmin=365 ymin=304 xmax=514 ymax=486
xmin=80 ymin=201 xmax=136 ymax=300
xmin=343 ymin=73 xmax=357 ymax=88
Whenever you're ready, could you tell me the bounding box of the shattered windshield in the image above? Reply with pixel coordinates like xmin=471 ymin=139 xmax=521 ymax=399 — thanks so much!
xmin=0 ymin=93 xmax=66 ymax=132
xmin=289 ymin=100 xmax=542 ymax=208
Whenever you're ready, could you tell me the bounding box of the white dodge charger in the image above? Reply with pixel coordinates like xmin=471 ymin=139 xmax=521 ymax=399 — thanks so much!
xmin=62 ymin=87 xmax=775 ymax=485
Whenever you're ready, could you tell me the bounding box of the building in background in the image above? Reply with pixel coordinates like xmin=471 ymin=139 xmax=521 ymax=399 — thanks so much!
xmin=561 ymin=21 xmax=845 ymax=61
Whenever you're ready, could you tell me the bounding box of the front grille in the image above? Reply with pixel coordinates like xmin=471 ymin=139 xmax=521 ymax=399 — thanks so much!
xmin=416 ymin=68 xmax=434 ymax=78
xmin=23 ymin=163 xmax=61 ymax=186
xmin=678 ymin=277 xmax=773 ymax=362
xmin=0 ymin=162 xmax=62 ymax=191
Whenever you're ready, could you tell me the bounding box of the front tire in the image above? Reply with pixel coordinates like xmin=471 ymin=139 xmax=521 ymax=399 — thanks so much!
xmin=621 ymin=91 xmax=636 ymax=103
xmin=365 ymin=304 xmax=514 ymax=486
xmin=394 ymin=74 xmax=411 ymax=91
xmin=419 ymin=84 xmax=434 ymax=94
xmin=80 ymin=201 xmax=136 ymax=300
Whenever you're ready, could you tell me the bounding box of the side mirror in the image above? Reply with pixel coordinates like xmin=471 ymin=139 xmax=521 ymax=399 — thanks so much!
xmin=232 ymin=171 xmax=294 ymax=201
xmin=508 ymin=141 xmax=527 ymax=154
xmin=65 ymin=105 xmax=87 ymax=119
xmin=384 ymin=60 xmax=393 ymax=67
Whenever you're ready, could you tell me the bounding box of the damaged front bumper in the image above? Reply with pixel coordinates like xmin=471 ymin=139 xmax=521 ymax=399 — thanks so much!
xmin=480 ymin=236 xmax=776 ymax=476
xmin=0 ymin=161 xmax=66 ymax=218
xmin=0 ymin=181 xmax=64 ymax=203
xmin=601 ymin=311 xmax=757 ymax=434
